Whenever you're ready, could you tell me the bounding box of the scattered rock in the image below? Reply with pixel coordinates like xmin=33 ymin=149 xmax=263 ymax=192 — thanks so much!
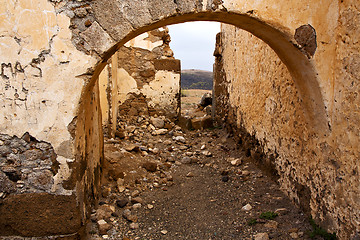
xmin=180 ymin=156 xmax=192 ymax=164
xmin=122 ymin=209 xmax=138 ymax=222
xmin=153 ymin=129 xmax=168 ymax=135
xmin=143 ymin=161 xmax=157 ymax=172
xmin=289 ymin=232 xmax=299 ymax=239
xmin=131 ymin=190 xmax=140 ymax=198
xmin=186 ymin=172 xmax=194 ymax=177
xmin=199 ymin=92 xmax=212 ymax=108
xmin=254 ymin=233 xmax=269 ymax=240
xmin=151 ymin=117 xmax=165 ymax=128
xmin=173 ymin=136 xmax=186 ymax=143
xmin=202 ymin=150 xmax=212 ymax=157
xmin=97 ymin=220 xmax=112 ymax=235
xmin=125 ymin=144 xmax=140 ymax=152
xmin=132 ymin=203 xmax=142 ymax=210
xmin=241 ymin=204 xmax=252 ymax=211
xmin=131 ymin=197 xmax=144 ymax=204
xmin=230 ymin=158 xmax=242 ymax=166
xmin=116 ymin=199 xmax=128 ymax=208
xmin=129 ymin=222 xmax=139 ymax=229
xmin=147 ymin=204 xmax=154 ymax=209
xmin=160 ymin=230 xmax=168 ymax=235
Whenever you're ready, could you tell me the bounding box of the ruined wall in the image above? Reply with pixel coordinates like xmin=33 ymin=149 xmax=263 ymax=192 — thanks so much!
xmin=0 ymin=0 xmax=99 ymax=237
xmin=99 ymin=28 xmax=181 ymax=138
xmin=1 ymin=0 xmax=358 ymax=238
xmin=215 ymin=1 xmax=360 ymax=238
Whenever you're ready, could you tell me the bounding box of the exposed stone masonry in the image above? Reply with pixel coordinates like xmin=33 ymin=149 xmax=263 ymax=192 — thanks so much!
xmin=0 ymin=133 xmax=58 ymax=195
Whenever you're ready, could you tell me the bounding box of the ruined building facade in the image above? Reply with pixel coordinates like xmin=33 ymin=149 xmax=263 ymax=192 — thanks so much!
xmin=0 ymin=0 xmax=359 ymax=239
xmin=99 ymin=28 xmax=181 ymax=138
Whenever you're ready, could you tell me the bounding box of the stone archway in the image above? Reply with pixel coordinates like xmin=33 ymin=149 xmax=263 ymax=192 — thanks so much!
xmin=0 ymin=0 xmax=335 ymax=238
xmin=73 ymin=0 xmax=329 ymax=236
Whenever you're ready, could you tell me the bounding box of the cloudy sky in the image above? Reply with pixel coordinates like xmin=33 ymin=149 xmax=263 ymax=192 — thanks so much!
xmin=168 ymin=21 xmax=221 ymax=72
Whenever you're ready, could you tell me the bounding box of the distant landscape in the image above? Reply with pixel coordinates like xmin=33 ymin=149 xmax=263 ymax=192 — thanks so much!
xmin=181 ymin=69 xmax=213 ymax=90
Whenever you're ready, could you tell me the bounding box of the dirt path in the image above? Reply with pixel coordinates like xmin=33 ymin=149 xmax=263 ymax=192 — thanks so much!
xmin=88 ymin=114 xmax=316 ymax=240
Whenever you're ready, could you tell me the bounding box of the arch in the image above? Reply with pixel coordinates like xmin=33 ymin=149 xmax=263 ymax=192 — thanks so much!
xmin=82 ymin=10 xmax=328 ymax=134
xmin=73 ymin=1 xmax=330 ymax=235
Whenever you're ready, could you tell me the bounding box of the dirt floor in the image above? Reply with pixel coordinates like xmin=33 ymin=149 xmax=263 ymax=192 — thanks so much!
xmin=88 ymin=92 xmax=321 ymax=240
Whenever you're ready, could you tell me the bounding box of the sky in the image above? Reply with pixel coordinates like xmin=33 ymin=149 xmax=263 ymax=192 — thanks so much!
xmin=168 ymin=21 xmax=221 ymax=72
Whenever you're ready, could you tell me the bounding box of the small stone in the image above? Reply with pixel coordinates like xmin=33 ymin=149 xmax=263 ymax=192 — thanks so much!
xmin=125 ymin=145 xmax=139 ymax=152
xmin=186 ymin=172 xmax=194 ymax=177
xmin=131 ymin=190 xmax=140 ymax=198
xmin=131 ymin=197 xmax=143 ymax=204
xmin=149 ymin=148 xmax=159 ymax=154
xmin=153 ymin=129 xmax=168 ymax=135
xmin=0 ymin=192 xmax=5 ymax=199
xmin=164 ymin=140 xmax=172 ymax=145
xmin=143 ymin=161 xmax=157 ymax=172
xmin=126 ymin=126 xmax=136 ymax=133
xmin=122 ymin=210 xmax=138 ymax=222
xmin=254 ymin=233 xmax=269 ymax=240
xmin=161 ymin=230 xmax=168 ymax=235
xmin=289 ymin=232 xmax=299 ymax=239
xmin=231 ymin=159 xmax=242 ymax=166
xmin=132 ymin=203 xmax=142 ymax=210
xmin=129 ymin=222 xmax=139 ymax=229
xmin=151 ymin=117 xmax=165 ymax=128
xmin=202 ymin=151 xmax=212 ymax=157
xmin=200 ymin=144 xmax=206 ymax=150
xmin=116 ymin=199 xmax=128 ymax=208
xmin=241 ymin=204 xmax=252 ymax=211
xmin=97 ymin=220 xmax=112 ymax=235
xmin=118 ymin=186 xmax=126 ymax=193
xmin=147 ymin=204 xmax=154 ymax=209
xmin=241 ymin=170 xmax=251 ymax=176
xmin=180 ymin=156 xmax=191 ymax=164
xmin=173 ymin=136 xmax=186 ymax=143
xmin=74 ymin=7 xmax=88 ymax=18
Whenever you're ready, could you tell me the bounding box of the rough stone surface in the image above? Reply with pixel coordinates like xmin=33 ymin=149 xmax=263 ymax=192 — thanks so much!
xmin=0 ymin=0 xmax=359 ymax=239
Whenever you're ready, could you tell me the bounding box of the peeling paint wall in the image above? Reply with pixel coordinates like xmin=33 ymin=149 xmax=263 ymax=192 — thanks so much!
xmin=214 ymin=1 xmax=360 ymax=238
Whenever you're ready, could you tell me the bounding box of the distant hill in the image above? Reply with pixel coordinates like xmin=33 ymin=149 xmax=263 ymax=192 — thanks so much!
xmin=181 ymin=69 xmax=213 ymax=90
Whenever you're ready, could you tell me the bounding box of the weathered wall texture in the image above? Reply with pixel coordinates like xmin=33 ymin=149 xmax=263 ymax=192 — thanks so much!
xmin=214 ymin=1 xmax=360 ymax=238
xmin=99 ymin=28 xmax=181 ymax=137
xmin=0 ymin=0 xmax=358 ymax=238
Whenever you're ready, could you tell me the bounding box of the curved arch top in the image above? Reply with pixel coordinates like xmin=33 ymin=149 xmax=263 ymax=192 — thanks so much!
xmin=76 ymin=0 xmax=328 ymax=133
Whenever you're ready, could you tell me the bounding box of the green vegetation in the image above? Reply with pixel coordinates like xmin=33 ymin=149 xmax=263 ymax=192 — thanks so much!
xmin=181 ymin=69 xmax=213 ymax=90
xmin=308 ymin=218 xmax=337 ymax=240
xmin=247 ymin=211 xmax=278 ymax=226
xmin=259 ymin=211 xmax=278 ymax=220
xmin=248 ymin=219 xmax=258 ymax=226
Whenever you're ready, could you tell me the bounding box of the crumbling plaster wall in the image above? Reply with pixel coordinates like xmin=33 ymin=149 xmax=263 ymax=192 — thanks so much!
xmin=99 ymin=28 xmax=181 ymax=138
xmin=0 ymin=0 xmax=357 ymax=238
xmin=215 ymin=1 xmax=360 ymax=238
